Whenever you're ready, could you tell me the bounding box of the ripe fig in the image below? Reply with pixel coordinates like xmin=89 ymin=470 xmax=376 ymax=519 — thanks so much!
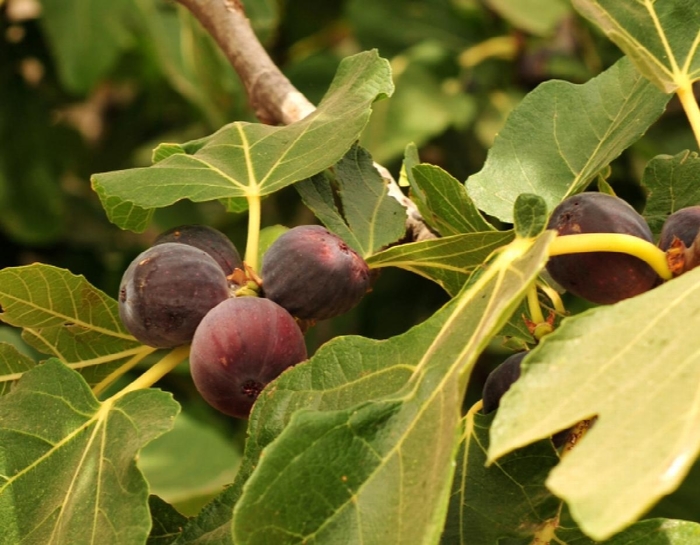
xmin=261 ymin=225 xmax=371 ymax=320
xmin=119 ymin=243 xmax=229 ymax=348
xmin=482 ymin=352 xmax=526 ymax=414
xmin=155 ymin=224 xmax=243 ymax=275
xmin=546 ymin=193 xmax=657 ymax=304
xmin=482 ymin=351 xmax=572 ymax=448
xmin=658 ymin=206 xmax=700 ymax=250
xmin=189 ymin=297 xmax=307 ymax=418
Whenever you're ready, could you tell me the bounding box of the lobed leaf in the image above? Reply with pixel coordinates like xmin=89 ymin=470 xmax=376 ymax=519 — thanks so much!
xmin=148 ymin=495 xmax=189 ymax=545
xmin=0 ymin=359 xmax=179 ymax=545
xmin=366 ymin=230 xmax=514 ymax=296
xmin=171 ymin=486 xmax=239 ymax=545
xmin=410 ymin=164 xmax=493 ymax=237
xmin=465 ymin=57 xmax=670 ymax=223
xmin=556 ymin=516 xmax=700 ymax=544
xmin=441 ymin=408 xmax=561 ymax=544
xmin=91 ymin=51 xmax=394 ymax=231
xmin=489 ymin=266 xmax=700 ymax=540
xmin=0 ymin=264 xmax=147 ymax=388
xmin=642 ymin=150 xmax=700 ymax=234
xmin=230 ymin=233 xmax=554 ymax=544
xmin=513 ymin=193 xmax=548 ymax=238
xmin=0 ymin=344 xmax=35 ymax=397
xmin=444 ymin=408 xmax=700 ymax=543
xmin=573 ymin=0 xmax=700 ymax=92
xmin=295 ymin=144 xmax=406 ymax=257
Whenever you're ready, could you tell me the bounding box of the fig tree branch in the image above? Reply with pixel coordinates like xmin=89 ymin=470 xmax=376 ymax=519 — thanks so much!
xmin=174 ymin=0 xmax=435 ymax=241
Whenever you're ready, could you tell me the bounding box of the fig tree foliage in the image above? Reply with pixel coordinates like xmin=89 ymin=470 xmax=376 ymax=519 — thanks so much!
xmin=2 ymin=2 xmax=700 ymax=545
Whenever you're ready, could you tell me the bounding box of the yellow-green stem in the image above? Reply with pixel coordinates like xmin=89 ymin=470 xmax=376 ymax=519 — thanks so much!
xmin=677 ymin=81 xmax=700 ymax=150
xmin=245 ymin=193 xmax=262 ymax=272
xmin=537 ymin=281 xmax=566 ymax=314
xmin=109 ymin=345 xmax=190 ymax=402
xmin=92 ymin=346 xmax=157 ymax=397
xmin=526 ymin=284 xmax=545 ymax=325
xmin=548 ymin=233 xmax=672 ymax=281
xmin=458 ymin=36 xmax=518 ymax=69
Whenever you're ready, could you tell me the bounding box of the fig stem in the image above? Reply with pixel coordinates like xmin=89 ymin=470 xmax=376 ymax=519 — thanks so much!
xmin=245 ymin=193 xmax=262 ymax=272
xmin=537 ymin=281 xmax=565 ymax=314
xmin=677 ymin=80 xmax=700 ymax=150
xmin=548 ymin=233 xmax=673 ymax=281
xmin=109 ymin=345 xmax=190 ymax=401
xmin=526 ymin=284 xmax=545 ymax=325
xmin=92 ymin=345 xmax=157 ymax=396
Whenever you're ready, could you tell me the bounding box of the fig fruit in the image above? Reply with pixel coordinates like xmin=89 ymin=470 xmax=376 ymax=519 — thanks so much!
xmin=482 ymin=352 xmax=526 ymax=414
xmin=155 ymin=224 xmax=243 ymax=275
xmin=261 ymin=225 xmax=371 ymax=320
xmin=546 ymin=193 xmax=657 ymax=304
xmin=189 ymin=297 xmax=307 ymax=418
xmin=119 ymin=243 xmax=229 ymax=348
xmin=658 ymin=205 xmax=700 ymax=250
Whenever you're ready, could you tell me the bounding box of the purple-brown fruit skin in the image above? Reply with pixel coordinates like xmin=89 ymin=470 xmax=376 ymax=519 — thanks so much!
xmin=482 ymin=352 xmax=526 ymax=414
xmin=261 ymin=225 xmax=371 ymax=320
xmin=546 ymin=193 xmax=658 ymax=304
xmin=482 ymin=352 xmax=571 ymax=447
xmin=658 ymin=206 xmax=700 ymax=250
xmin=155 ymin=224 xmax=243 ymax=275
xmin=189 ymin=297 xmax=307 ymax=418
xmin=119 ymin=243 xmax=229 ymax=348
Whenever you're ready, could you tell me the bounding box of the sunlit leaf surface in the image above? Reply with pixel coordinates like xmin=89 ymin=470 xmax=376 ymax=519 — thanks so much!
xmin=0 ymin=360 xmax=179 ymax=545
xmin=367 ymin=231 xmax=513 ymax=296
xmin=295 ymin=145 xmax=406 ymax=257
xmin=92 ymin=51 xmax=394 ymax=231
xmin=230 ymin=233 xmax=553 ymax=544
xmin=573 ymin=0 xmax=700 ymax=92
xmin=0 ymin=265 xmax=149 ymax=389
xmin=466 ymin=57 xmax=670 ymax=223
xmin=489 ymin=266 xmax=700 ymax=540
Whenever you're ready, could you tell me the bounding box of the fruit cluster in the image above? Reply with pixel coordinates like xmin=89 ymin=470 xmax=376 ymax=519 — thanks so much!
xmin=118 ymin=224 xmax=371 ymax=418
xmin=482 ymin=193 xmax=700 ymax=424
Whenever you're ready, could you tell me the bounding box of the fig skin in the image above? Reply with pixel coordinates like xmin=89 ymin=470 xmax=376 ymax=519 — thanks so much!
xmin=119 ymin=243 xmax=230 ymax=348
xmin=482 ymin=352 xmax=526 ymax=414
xmin=189 ymin=297 xmax=307 ymax=419
xmin=482 ymin=352 xmax=571 ymax=447
xmin=658 ymin=206 xmax=700 ymax=250
xmin=261 ymin=225 xmax=371 ymax=320
xmin=546 ymin=193 xmax=658 ymax=304
xmin=155 ymin=224 xmax=243 ymax=275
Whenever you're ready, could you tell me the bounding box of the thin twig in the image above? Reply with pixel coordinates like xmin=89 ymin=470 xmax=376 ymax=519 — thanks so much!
xmin=174 ymin=0 xmax=435 ymax=241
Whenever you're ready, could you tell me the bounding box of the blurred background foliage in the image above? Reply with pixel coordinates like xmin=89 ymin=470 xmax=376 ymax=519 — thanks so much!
xmin=1 ymin=0 xmax=698 ymax=516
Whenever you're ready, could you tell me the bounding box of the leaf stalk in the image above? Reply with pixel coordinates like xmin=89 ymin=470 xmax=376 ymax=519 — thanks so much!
xmin=109 ymin=345 xmax=190 ymax=401
xmin=245 ymin=193 xmax=262 ymax=272
xmin=92 ymin=346 xmax=158 ymax=396
xmin=526 ymin=284 xmax=545 ymax=325
xmin=537 ymin=281 xmax=566 ymax=314
xmin=548 ymin=233 xmax=672 ymax=281
xmin=676 ymin=81 xmax=700 ymax=150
